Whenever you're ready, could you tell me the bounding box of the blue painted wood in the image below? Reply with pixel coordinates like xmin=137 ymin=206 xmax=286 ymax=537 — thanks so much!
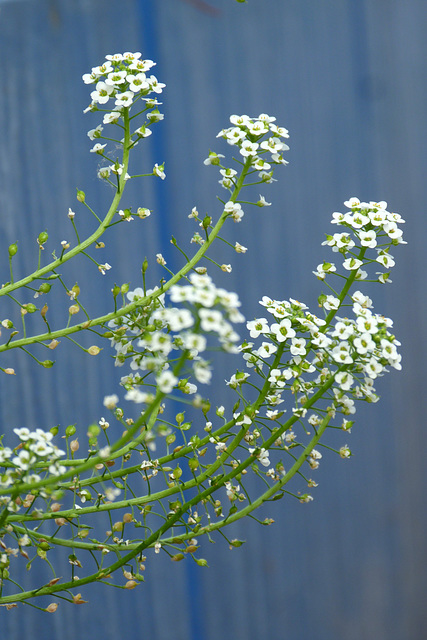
xmin=0 ymin=0 xmax=426 ymax=637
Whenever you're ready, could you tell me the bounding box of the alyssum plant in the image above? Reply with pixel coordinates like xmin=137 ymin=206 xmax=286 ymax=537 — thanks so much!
xmin=0 ymin=51 xmax=405 ymax=611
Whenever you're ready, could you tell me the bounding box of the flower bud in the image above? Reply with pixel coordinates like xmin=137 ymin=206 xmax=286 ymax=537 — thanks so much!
xmin=76 ymin=190 xmax=85 ymax=203
xmin=142 ymin=257 xmax=148 ymax=273
xmin=8 ymin=243 xmax=18 ymax=257
xmin=125 ymin=580 xmax=138 ymax=590
xmin=39 ymin=540 xmax=50 ymax=551
xmin=202 ymin=215 xmax=212 ymax=230
xmin=87 ymin=345 xmax=101 ymax=356
xmin=65 ymin=424 xmax=77 ymax=437
xmin=55 ymin=518 xmax=67 ymax=527
xmin=120 ymin=283 xmax=130 ymax=294
xmin=50 ymin=426 xmax=59 ymax=436
xmin=42 ymin=360 xmax=54 ymax=368
xmin=195 ymin=558 xmax=209 ymax=567
xmin=38 ymin=231 xmax=49 ymax=245
xmin=171 ymin=553 xmax=184 ymax=562
xmin=45 ymin=603 xmax=58 ymax=613
xmin=23 ymin=303 xmax=37 ymax=314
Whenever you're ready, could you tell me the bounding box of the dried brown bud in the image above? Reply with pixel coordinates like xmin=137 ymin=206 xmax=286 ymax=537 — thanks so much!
xmin=125 ymin=580 xmax=138 ymax=590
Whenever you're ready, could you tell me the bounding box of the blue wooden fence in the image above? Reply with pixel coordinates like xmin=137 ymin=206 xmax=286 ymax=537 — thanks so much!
xmin=0 ymin=0 xmax=426 ymax=638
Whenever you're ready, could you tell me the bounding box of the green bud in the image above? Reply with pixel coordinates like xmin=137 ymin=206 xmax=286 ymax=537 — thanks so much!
xmin=195 ymin=558 xmax=209 ymax=567
xmin=87 ymin=423 xmax=100 ymax=437
xmin=39 ymin=541 xmax=50 ymax=551
xmin=8 ymin=243 xmax=18 ymax=257
xmin=201 ymin=399 xmax=211 ymax=416
xmin=142 ymin=258 xmax=148 ymax=274
xmin=76 ymin=189 xmax=85 ymax=203
xmin=229 ymin=539 xmax=245 ymax=547
xmin=121 ymin=283 xmax=130 ymax=294
xmin=50 ymin=425 xmax=59 ymax=436
xmin=38 ymin=231 xmax=49 ymax=245
xmin=188 ymin=458 xmax=199 ymax=471
xmin=65 ymin=425 xmax=77 ymax=437
xmin=112 ymin=284 xmax=121 ymax=298
xmin=202 ymin=215 xmax=212 ymax=230
xmin=171 ymin=553 xmax=184 ymax=562
xmin=24 ymin=303 xmax=37 ymax=314
xmin=172 ymin=465 xmax=182 ymax=480
xmin=42 ymin=360 xmax=54 ymax=368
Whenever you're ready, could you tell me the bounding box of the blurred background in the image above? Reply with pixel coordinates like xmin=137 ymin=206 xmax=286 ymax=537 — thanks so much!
xmin=0 ymin=0 xmax=426 ymax=638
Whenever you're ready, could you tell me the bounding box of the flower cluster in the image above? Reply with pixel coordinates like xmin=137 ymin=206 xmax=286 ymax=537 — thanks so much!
xmin=83 ymin=52 xmax=165 ymax=182
xmin=107 ymin=273 xmax=245 ymax=406
xmin=203 ymin=114 xmax=289 ymax=223
xmin=319 ymin=197 xmax=405 ymax=283
xmin=226 ymin=198 xmax=404 ymax=474
xmin=0 ymin=428 xmax=65 ymax=513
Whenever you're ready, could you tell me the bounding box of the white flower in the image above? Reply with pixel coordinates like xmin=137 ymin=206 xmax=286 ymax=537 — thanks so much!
xmin=103 ymin=394 xmax=119 ymax=410
xmin=247 ymin=318 xmax=270 ymax=338
xmin=249 ymin=447 xmax=270 ymax=467
xmin=376 ymin=252 xmax=395 ymax=268
xmin=224 ymin=201 xmax=244 ymax=222
xmin=256 ymin=342 xmax=278 ymax=358
xmin=204 ymin=151 xmax=225 ymax=166
xmin=13 ymin=427 xmax=33 ymax=441
xmin=331 ymin=342 xmax=353 ymax=364
xmin=290 ymin=337 xmax=307 ymax=356
xmin=331 ymin=321 xmax=354 ymax=340
xmin=229 ymin=114 xmax=251 ymax=127
xmin=344 ymin=197 xmax=360 ymax=208
xmin=353 ymin=333 xmax=375 ymax=355
xmin=115 ymin=91 xmax=134 ymax=108
xmin=359 ymin=230 xmax=377 ymax=248
xmin=364 ymin=358 xmax=383 ymax=379
xmin=335 ymin=371 xmax=354 ymax=391
xmin=270 ymin=318 xmax=295 ymax=342
xmin=153 ymin=163 xmax=166 ymax=180
xmin=257 ymin=195 xmax=271 ymax=207
xmin=103 ymin=111 xmax=121 ymax=125
xmin=147 ymin=75 xmax=165 ymax=93
xmin=105 ymin=70 xmax=128 ymax=87
xmin=99 ymin=263 xmax=112 ymax=275
xmin=239 ymin=140 xmax=259 ymax=157
xmin=234 ymin=242 xmax=248 ymax=253
xmin=156 ymin=370 xmax=178 ymax=393
xmin=90 ymin=81 xmax=114 ymax=104
xmin=127 ymin=72 xmax=149 ymax=93
xmin=323 ymin=295 xmax=340 ymax=310
xmin=343 ymin=257 xmax=363 ymax=270
xmin=87 ymin=125 xmax=103 ymax=140
xmin=90 ymin=143 xmax=107 ymax=154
